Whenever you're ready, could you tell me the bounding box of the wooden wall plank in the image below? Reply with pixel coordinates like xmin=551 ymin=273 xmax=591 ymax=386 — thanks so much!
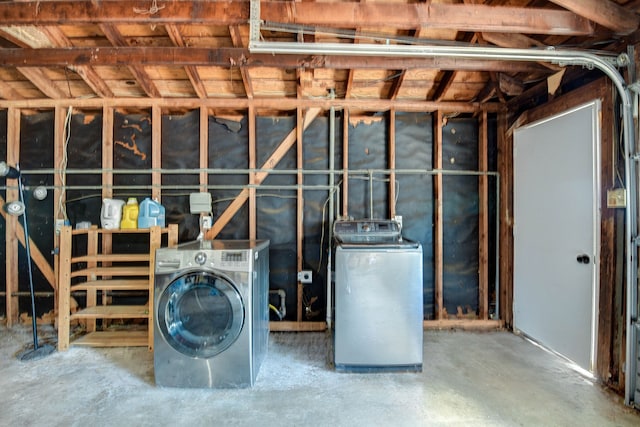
xmin=248 ymin=105 xmax=256 ymax=240
xmin=5 ymin=107 xmax=20 ymax=325
xmin=434 ymin=110 xmax=444 ymax=320
xmin=479 ymin=110 xmax=489 ymax=320
xmin=101 ymin=106 xmax=114 ymax=282
xmin=296 ymin=107 xmax=304 ymax=322
xmin=498 ymin=110 xmax=512 ymax=326
xmin=151 ymin=104 xmax=162 ymax=201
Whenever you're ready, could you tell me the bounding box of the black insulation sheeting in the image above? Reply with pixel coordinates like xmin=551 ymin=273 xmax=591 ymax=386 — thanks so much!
xmin=442 ymin=118 xmax=480 ymax=317
xmin=0 ymin=110 xmax=494 ymax=321
xmin=347 ymin=116 xmax=389 ymax=219
xmin=208 ymin=116 xmax=249 ymax=240
xmin=161 ymin=111 xmax=200 ymax=242
xmin=394 ymin=112 xmax=435 ymax=319
xmin=256 ymin=116 xmax=298 ymax=320
xmin=302 ymin=116 xmax=343 ymax=322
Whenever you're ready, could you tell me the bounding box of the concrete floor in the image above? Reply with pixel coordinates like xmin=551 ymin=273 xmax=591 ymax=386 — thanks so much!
xmin=1 ymin=325 xmax=638 ymax=426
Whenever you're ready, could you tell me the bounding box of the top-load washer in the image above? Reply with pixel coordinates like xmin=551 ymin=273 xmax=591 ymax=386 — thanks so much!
xmin=153 ymin=239 xmax=269 ymax=388
xmin=333 ymin=219 xmax=423 ymax=372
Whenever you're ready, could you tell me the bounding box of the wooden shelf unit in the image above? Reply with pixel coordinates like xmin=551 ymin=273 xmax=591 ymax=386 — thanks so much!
xmin=57 ymin=224 xmax=178 ymax=351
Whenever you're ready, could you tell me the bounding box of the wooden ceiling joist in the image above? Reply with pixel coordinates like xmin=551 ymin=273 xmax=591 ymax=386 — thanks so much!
xmin=17 ymin=67 xmax=69 ymax=98
xmin=547 ymin=0 xmax=639 ymax=35
xmin=165 ymin=24 xmax=207 ymax=99
xmin=0 ymin=1 xmax=594 ymax=36
xmin=100 ymin=24 xmax=161 ymax=98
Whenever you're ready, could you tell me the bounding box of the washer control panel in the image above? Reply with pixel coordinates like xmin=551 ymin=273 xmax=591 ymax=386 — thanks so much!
xmin=333 ymin=219 xmax=401 ymax=244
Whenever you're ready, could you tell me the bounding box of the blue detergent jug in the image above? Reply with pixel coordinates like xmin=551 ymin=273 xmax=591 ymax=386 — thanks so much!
xmin=138 ymin=198 xmax=166 ymax=228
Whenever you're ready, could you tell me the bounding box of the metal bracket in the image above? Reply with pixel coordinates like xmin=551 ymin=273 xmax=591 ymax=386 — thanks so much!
xmin=249 ymin=0 xmax=261 ymax=44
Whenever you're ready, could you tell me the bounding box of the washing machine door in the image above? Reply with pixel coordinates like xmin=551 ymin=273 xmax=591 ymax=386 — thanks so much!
xmin=157 ymin=271 xmax=244 ymax=358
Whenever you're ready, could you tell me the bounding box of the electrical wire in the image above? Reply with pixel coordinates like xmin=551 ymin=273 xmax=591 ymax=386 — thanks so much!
xmin=58 ymin=106 xmax=72 ymax=221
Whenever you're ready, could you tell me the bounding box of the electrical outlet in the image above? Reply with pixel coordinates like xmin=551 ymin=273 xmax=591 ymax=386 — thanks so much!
xmin=201 ymin=215 xmax=213 ymax=230
xmin=607 ymin=188 xmax=626 ymax=208
xmin=298 ymin=270 xmax=312 ymax=284
xmin=55 ymin=219 xmax=67 ymax=234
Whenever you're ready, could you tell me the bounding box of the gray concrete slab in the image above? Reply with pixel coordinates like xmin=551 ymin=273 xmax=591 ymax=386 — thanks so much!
xmin=1 ymin=325 xmax=638 ymax=426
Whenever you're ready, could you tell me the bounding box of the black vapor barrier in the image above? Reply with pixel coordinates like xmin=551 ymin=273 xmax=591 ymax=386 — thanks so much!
xmin=0 ymin=110 xmax=7 ymax=318
xmin=0 ymin=110 xmax=496 ymax=322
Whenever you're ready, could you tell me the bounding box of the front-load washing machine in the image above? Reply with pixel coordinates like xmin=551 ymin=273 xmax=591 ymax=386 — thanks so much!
xmin=154 ymin=239 xmax=269 ymax=388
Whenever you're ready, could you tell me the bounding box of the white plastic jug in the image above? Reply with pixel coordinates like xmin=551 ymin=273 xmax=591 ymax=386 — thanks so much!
xmin=100 ymin=198 xmax=125 ymax=229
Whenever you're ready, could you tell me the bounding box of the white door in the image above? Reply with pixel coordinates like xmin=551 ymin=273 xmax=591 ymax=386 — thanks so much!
xmin=513 ymin=101 xmax=600 ymax=372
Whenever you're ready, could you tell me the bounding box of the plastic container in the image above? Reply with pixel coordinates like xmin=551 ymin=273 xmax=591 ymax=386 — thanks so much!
xmin=120 ymin=197 xmax=139 ymax=229
xmin=138 ymin=198 xmax=166 ymax=229
xmin=100 ymin=198 xmax=125 ymax=230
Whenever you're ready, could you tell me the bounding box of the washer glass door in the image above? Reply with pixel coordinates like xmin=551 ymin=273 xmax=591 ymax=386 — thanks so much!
xmin=158 ymin=271 xmax=244 ymax=358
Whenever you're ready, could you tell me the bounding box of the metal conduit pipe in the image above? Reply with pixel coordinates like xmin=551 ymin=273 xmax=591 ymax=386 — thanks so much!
xmin=249 ymin=38 xmax=637 ymax=406
xmin=15 ymin=167 xmax=501 ymax=177
xmin=327 ymin=90 xmax=336 ymax=329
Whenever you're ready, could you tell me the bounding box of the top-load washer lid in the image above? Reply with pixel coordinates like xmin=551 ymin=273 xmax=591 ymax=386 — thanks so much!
xmin=333 ymin=219 xmax=402 ymax=244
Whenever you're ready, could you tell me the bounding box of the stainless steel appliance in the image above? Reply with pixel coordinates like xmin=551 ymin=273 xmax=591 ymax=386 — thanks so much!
xmin=333 ymin=219 xmax=423 ymax=372
xmin=153 ymin=239 xmax=269 ymax=388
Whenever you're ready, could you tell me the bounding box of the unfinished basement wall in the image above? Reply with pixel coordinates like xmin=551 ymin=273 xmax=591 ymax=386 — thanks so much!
xmin=0 ymin=107 xmax=497 ymax=327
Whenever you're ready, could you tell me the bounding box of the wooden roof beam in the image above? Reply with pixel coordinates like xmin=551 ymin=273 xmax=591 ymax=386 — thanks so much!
xmin=17 ymin=67 xmax=69 ymax=98
xmin=41 ymin=26 xmax=114 ymax=98
xmin=100 ymin=24 xmax=160 ymax=98
xmin=0 ymin=25 xmax=111 ymax=97
xmin=229 ymin=25 xmax=254 ymax=100
xmin=0 ymin=47 xmax=551 ymax=74
xmin=0 ymin=1 xmax=594 ymax=36
xmin=165 ymin=24 xmax=208 ymax=99
xmin=0 ymin=80 xmax=21 ymax=100
xmin=548 ymin=0 xmax=639 ymax=35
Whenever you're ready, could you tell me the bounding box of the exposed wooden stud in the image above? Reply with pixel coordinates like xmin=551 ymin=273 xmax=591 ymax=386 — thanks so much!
xmin=102 ymin=106 xmax=114 ymax=200
xmin=57 ymin=226 xmax=72 ymax=350
xmin=248 ymin=105 xmax=257 ymax=240
xmin=389 ymin=109 xmax=396 ymax=219
xmin=101 ymin=106 xmax=114 ymax=281
xmin=342 ymin=109 xmax=349 ymax=218
xmin=151 ymin=104 xmax=162 ymax=201
xmin=5 ymin=107 xmax=20 ymax=325
xmin=478 ymin=110 xmax=489 ymax=320
xmin=296 ymin=107 xmax=304 ymax=323
xmin=434 ymin=110 xmax=444 ymax=320
xmin=497 ymin=110 xmax=512 ymax=327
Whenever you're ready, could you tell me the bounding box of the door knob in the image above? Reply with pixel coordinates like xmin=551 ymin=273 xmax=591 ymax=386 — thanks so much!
xmin=576 ymin=254 xmax=590 ymax=264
